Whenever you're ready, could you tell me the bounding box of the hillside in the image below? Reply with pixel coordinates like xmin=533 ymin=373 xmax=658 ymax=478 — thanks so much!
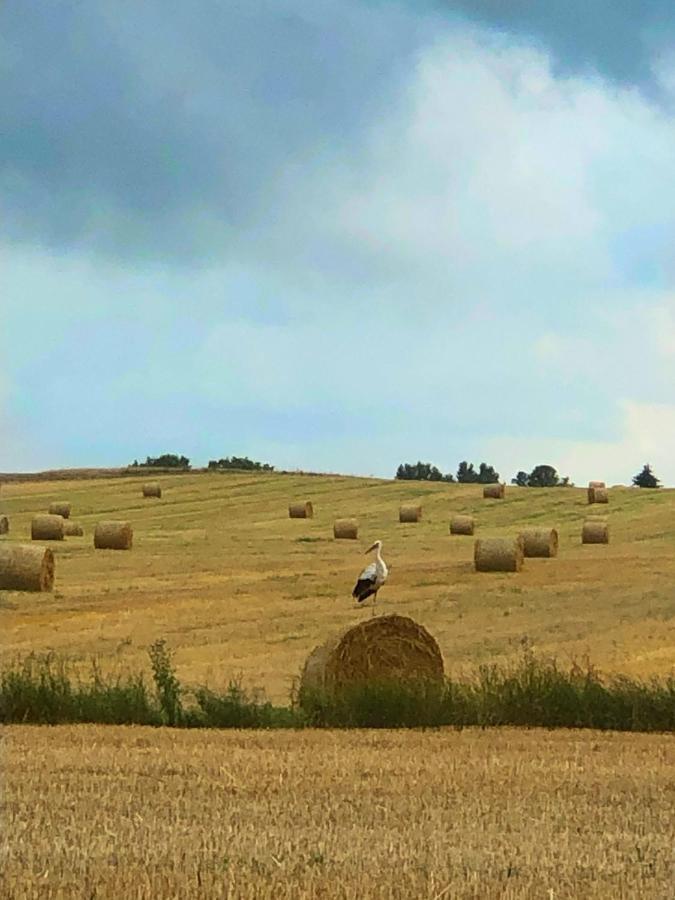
xmin=1 ymin=472 xmax=674 ymax=702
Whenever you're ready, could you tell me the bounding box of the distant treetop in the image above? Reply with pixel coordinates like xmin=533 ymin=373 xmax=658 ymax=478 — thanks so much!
xmin=132 ymin=454 xmax=191 ymax=469
xmin=208 ymin=456 xmax=274 ymax=472
xmin=511 ymin=464 xmax=570 ymax=487
xmin=632 ymin=463 xmax=661 ymax=488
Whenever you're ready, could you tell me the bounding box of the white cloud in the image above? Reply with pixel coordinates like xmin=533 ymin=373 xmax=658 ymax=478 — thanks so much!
xmin=486 ymin=400 xmax=675 ymax=486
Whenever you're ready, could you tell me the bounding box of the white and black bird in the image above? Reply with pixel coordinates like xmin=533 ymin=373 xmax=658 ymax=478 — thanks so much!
xmin=352 ymin=540 xmax=388 ymax=607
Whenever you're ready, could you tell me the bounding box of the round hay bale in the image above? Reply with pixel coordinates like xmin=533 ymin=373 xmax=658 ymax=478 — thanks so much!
xmin=48 ymin=501 xmax=71 ymax=519
xmin=474 ymin=536 xmax=524 ymax=572
xmin=31 ymin=514 xmax=65 ymax=541
xmin=582 ymin=520 xmax=609 ymax=544
xmin=0 ymin=543 xmax=54 ymax=591
xmin=520 ymin=527 xmax=558 ymax=558
xmin=399 ymin=504 xmax=422 ymax=523
xmin=300 ymin=614 xmax=444 ymax=694
xmin=0 ymin=516 xmax=8 ymax=535
xmin=94 ymin=521 xmax=133 ymax=550
xmin=142 ymin=482 xmax=162 ymax=499
xmin=333 ymin=518 xmax=358 ymax=540
xmin=63 ymin=520 xmax=84 ymax=537
xmin=591 ymin=487 xmax=608 ymax=504
xmin=289 ymin=501 xmax=313 ymax=519
xmin=483 ymin=483 xmax=505 ymax=500
xmin=450 ymin=514 xmax=474 ymax=535
xmin=588 ymin=481 xmax=606 ymax=489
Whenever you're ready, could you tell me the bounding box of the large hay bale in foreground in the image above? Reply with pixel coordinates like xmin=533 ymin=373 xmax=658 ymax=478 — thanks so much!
xmin=0 ymin=543 xmax=54 ymax=591
xmin=520 ymin=527 xmax=558 ymax=558
xmin=483 ymin=483 xmax=505 ymax=500
xmin=589 ymin=487 xmax=608 ymax=504
xmin=582 ymin=520 xmax=609 ymax=544
xmin=31 ymin=514 xmax=65 ymax=541
xmin=94 ymin=521 xmax=133 ymax=550
xmin=333 ymin=518 xmax=358 ymax=539
xmin=142 ymin=482 xmax=162 ymax=498
xmin=0 ymin=516 xmax=8 ymax=535
xmin=474 ymin=537 xmax=524 ymax=572
xmin=399 ymin=504 xmax=422 ymax=523
xmin=48 ymin=501 xmax=71 ymax=519
xmin=63 ymin=521 xmax=84 ymax=537
xmin=450 ymin=514 xmax=474 ymax=535
xmin=289 ymin=501 xmax=313 ymax=519
xmin=301 ymin=615 xmax=444 ymax=694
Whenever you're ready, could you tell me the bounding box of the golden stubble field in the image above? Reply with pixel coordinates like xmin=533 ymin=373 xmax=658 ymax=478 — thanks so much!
xmin=2 ymin=725 xmax=674 ymax=899
xmin=1 ymin=472 xmax=674 ymax=700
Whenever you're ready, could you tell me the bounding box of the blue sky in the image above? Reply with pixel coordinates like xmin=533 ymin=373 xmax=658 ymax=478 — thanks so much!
xmin=2 ymin=1 xmax=675 ymax=484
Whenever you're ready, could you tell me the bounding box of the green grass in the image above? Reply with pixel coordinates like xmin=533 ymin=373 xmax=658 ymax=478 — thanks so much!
xmin=1 ymin=645 xmax=673 ymax=732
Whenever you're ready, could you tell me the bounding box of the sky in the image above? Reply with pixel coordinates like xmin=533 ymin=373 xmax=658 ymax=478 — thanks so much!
xmin=2 ymin=1 xmax=675 ymax=484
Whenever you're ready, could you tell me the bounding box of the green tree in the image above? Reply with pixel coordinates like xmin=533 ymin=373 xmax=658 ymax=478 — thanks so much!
xmin=511 ymin=470 xmax=529 ymax=487
xmin=477 ymin=462 xmax=500 ymax=484
xmin=632 ymin=464 xmax=661 ymax=488
xmin=456 ymin=461 xmax=478 ymax=483
xmin=527 ymin=464 xmax=560 ymax=487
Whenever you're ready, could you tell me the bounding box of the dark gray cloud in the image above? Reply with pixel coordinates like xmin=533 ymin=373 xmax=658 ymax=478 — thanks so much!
xmin=2 ymin=0 xmax=673 ymax=265
xmin=0 ymin=1 xmax=434 ymax=260
xmin=435 ymin=0 xmax=675 ymax=88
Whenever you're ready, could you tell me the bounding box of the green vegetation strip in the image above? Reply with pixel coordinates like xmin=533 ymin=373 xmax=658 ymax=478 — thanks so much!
xmin=1 ymin=641 xmax=673 ymax=732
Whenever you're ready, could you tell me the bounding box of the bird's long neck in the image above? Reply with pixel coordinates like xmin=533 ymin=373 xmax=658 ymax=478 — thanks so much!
xmin=374 ymin=546 xmax=384 ymax=568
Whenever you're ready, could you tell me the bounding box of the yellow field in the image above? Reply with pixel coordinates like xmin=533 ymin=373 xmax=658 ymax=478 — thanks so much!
xmin=2 ymin=472 xmax=674 ymax=700
xmin=2 ymin=724 xmax=672 ymax=899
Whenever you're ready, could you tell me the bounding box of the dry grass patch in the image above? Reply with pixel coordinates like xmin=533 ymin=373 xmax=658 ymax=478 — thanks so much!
xmin=2 ymin=724 xmax=673 ymax=899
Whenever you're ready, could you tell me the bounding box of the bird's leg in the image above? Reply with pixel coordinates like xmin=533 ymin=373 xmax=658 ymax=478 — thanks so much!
xmin=371 ymin=591 xmax=378 ymax=617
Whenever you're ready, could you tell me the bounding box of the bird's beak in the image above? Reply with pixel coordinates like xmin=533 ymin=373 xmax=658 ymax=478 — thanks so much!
xmin=365 ymin=543 xmax=377 ymax=554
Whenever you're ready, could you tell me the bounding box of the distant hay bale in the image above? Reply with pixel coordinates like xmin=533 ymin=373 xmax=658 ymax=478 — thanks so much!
xmin=450 ymin=514 xmax=474 ymax=535
xmin=289 ymin=501 xmax=313 ymax=519
xmin=399 ymin=504 xmax=422 ymax=523
xmin=582 ymin=519 xmax=609 ymax=544
xmin=300 ymin=614 xmax=444 ymax=695
xmin=31 ymin=514 xmax=65 ymax=541
xmin=63 ymin=521 xmax=84 ymax=537
xmin=48 ymin=501 xmax=71 ymax=519
xmin=520 ymin=527 xmax=558 ymax=558
xmin=590 ymin=487 xmax=608 ymax=504
xmin=0 ymin=543 xmax=54 ymax=591
xmin=474 ymin=536 xmax=524 ymax=572
xmin=0 ymin=516 xmax=8 ymax=535
xmin=333 ymin=518 xmax=358 ymax=539
xmin=483 ymin=483 xmax=505 ymax=500
xmin=94 ymin=521 xmax=133 ymax=550
xmin=588 ymin=481 xmax=606 ymax=489
xmin=142 ymin=482 xmax=162 ymax=499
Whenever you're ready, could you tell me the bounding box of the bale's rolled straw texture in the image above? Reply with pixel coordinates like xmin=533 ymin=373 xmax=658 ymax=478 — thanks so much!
xmin=589 ymin=487 xmax=609 ymax=504
xmin=142 ymin=482 xmax=162 ymax=498
xmin=63 ymin=521 xmax=84 ymax=537
xmin=483 ymin=483 xmax=505 ymax=500
xmin=0 ymin=543 xmax=54 ymax=591
xmin=450 ymin=515 xmax=474 ymax=536
xmin=289 ymin=501 xmax=313 ymax=519
xmin=48 ymin=501 xmax=71 ymax=519
xmin=301 ymin=614 xmax=444 ymax=694
xmin=333 ymin=519 xmax=358 ymax=540
xmin=520 ymin=527 xmax=558 ymax=558
xmin=582 ymin=519 xmax=609 ymax=544
xmin=474 ymin=536 xmax=524 ymax=572
xmin=0 ymin=516 xmax=8 ymax=535
xmin=31 ymin=514 xmax=65 ymax=541
xmin=94 ymin=521 xmax=133 ymax=550
xmin=399 ymin=504 xmax=422 ymax=523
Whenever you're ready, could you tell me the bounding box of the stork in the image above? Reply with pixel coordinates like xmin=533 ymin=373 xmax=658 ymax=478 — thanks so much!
xmin=352 ymin=540 xmax=388 ymax=609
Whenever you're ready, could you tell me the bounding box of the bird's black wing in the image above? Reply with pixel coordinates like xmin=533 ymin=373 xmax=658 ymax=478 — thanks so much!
xmin=352 ymin=575 xmax=377 ymax=603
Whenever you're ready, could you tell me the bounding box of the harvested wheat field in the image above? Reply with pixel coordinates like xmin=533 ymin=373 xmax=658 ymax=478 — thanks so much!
xmin=1 ymin=472 xmax=675 ymax=701
xmin=3 ymin=724 xmax=674 ymax=900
